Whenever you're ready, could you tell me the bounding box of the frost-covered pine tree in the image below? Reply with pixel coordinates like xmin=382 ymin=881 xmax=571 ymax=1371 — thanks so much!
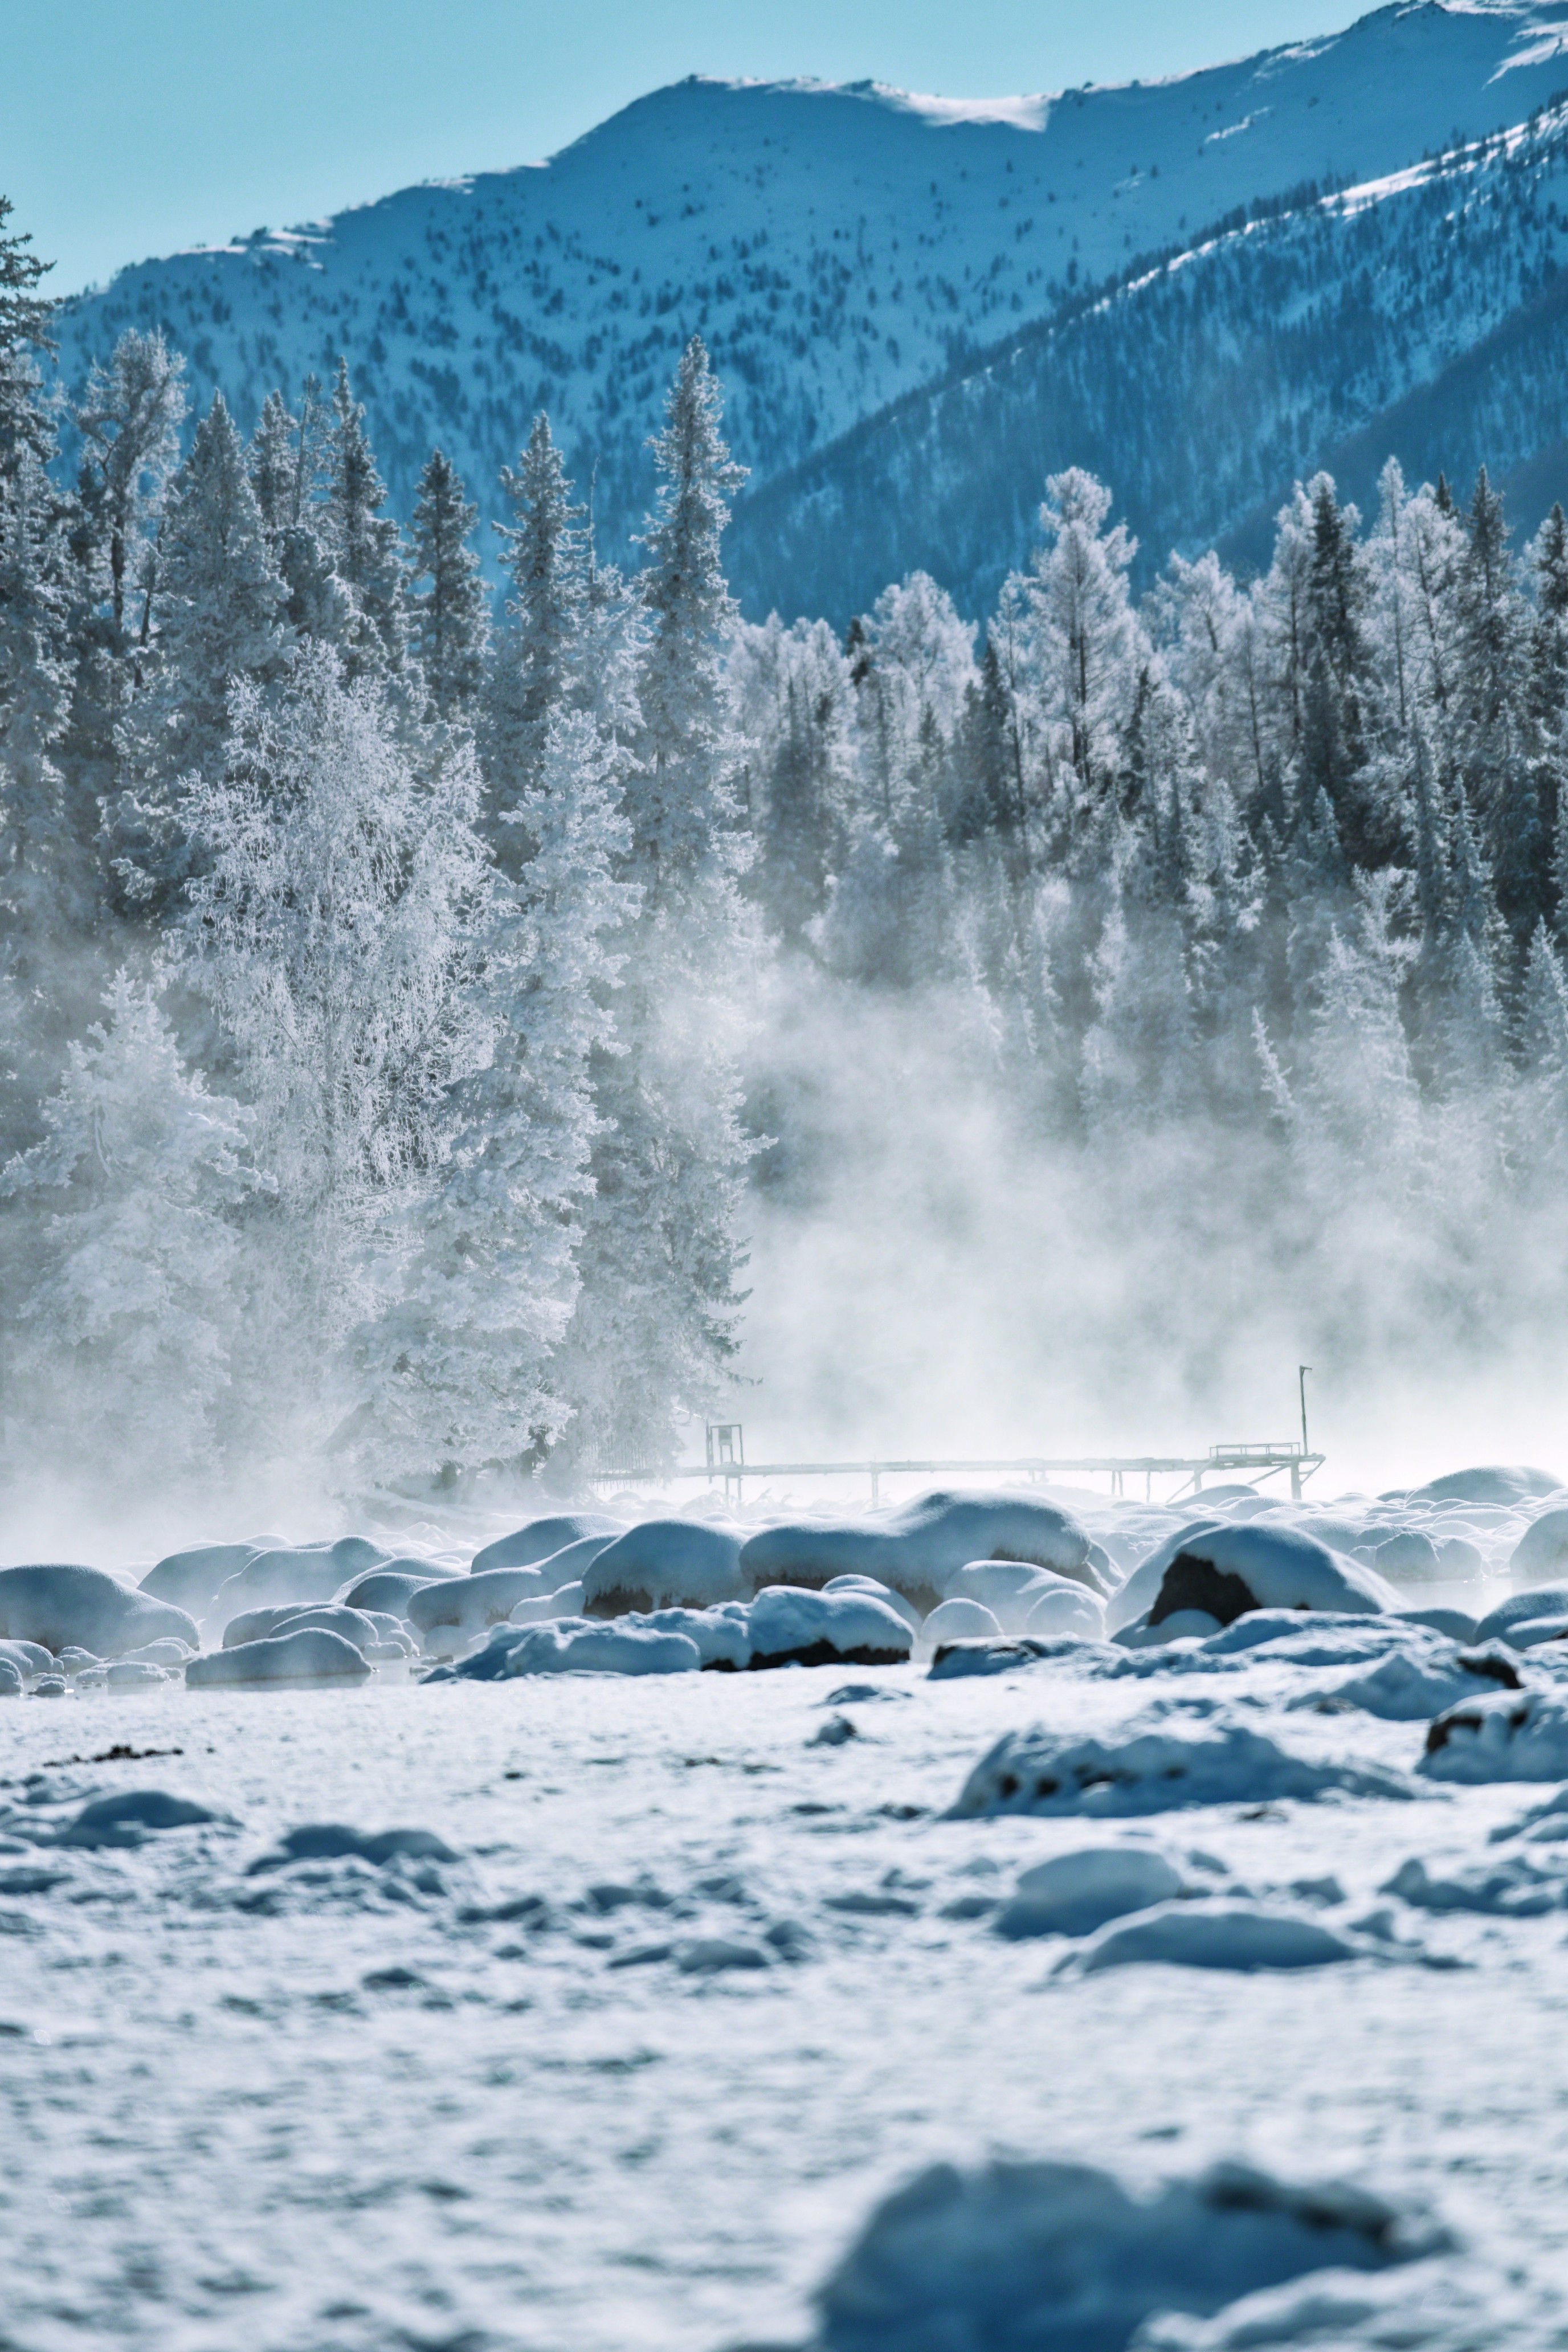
xmin=182 ymin=647 xmax=491 ymax=1448
xmin=729 ymin=612 xmax=855 ymax=941
xmin=108 ymin=391 xmax=288 ymax=907
xmin=0 ymin=434 xmax=71 ymax=944
xmin=65 ymin=328 xmax=186 ymax=851
xmin=408 ymin=447 xmax=488 ymax=726
xmin=322 ymin=359 xmax=407 ymax=680
xmin=551 ymin=338 xmax=757 ymax=1473
xmin=485 ymin=413 xmax=585 ymax=797
xmin=72 ymin=327 xmax=186 ymax=652
xmin=248 ymin=377 xmax=354 ymax=650
xmin=0 ymin=971 xmax=252 ymax=1491
xmin=360 ymin=709 xmax=638 ymax=1477
xmin=0 ymin=197 xmax=89 ymax=1170
xmin=627 ymin=337 xmax=750 ymax=917
xmin=1011 ymin=469 xmax=1144 ymax=812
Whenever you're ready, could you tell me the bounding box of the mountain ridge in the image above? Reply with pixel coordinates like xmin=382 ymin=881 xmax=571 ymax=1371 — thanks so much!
xmin=44 ymin=2 xmax=1568 ymax=615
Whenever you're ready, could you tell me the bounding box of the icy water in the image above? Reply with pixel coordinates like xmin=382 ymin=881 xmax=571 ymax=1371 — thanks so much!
xmin=7 ymin=1642 xmax=1568 ymax=2350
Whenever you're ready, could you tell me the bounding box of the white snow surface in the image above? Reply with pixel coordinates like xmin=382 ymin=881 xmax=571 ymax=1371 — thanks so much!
xmin=10 ymin=1483 xmax=1568 ymax=2345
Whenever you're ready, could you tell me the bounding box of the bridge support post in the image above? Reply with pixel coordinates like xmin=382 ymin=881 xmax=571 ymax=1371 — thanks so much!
xmin=1290 ymin=1460 xmax=1301 ymax=1502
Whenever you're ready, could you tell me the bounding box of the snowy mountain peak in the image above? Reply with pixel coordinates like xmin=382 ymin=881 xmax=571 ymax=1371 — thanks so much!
xmin=48 ymin=0 xmax=1568 ymax=607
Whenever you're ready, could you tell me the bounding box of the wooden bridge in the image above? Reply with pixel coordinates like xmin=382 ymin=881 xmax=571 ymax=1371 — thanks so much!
xmin=585 ymin=1434 xmax=1325 ymax=1509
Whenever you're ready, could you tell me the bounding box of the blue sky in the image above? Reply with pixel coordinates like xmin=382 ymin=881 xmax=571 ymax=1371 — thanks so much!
xmin=6 ymin=0 xmax=1358 ymax=295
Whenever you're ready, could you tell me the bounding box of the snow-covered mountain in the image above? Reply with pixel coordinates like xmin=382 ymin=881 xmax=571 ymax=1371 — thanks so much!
xmin=48 ymin=1 xmax=1568 ymax=611
xmin=730 ymin=99 xmax=1568 ymax=622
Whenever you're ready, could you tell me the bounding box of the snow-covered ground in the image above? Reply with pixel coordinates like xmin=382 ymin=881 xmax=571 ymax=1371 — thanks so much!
xmin=7 ymin=1476 xmax=1568 ymax=2350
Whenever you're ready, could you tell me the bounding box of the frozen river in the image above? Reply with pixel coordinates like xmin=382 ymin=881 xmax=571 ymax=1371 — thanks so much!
xmin=7 ymin=1612 xmax=1568 ymax=2350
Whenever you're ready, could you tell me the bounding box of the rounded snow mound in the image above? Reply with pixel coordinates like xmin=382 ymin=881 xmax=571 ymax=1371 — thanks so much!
xmin=944 ymin=1559 xmax=1105 ymax=1639
xmin=246 ymin=1823 xmax=457 ymax=1875
xmin=469 ymin=1514 xmax=623 ymax=1574
xmin=1109 ymin=1522 xmax=1398 ymax=1642
xmin=1024 ymin=1580 xmax=1108 ymax=1639
xmin=186 ymin=1628 xmax=374 ymax=1689
xmin=922 ymin=1598 xmax=1003 ymax=1647
xmin=1407 ymin=1465 xmax=1564 ymax=1508
xmin=211 ymin=1538 xmax=391 ymax=1620
xmin=1509 ymin=1509 xmax=1568 ymax=1589
xmin=60 ymin=1790 xmax=227 ymax=1849
xmin=994 ymin=1844 xmax=1187 ymax=1938
xmin=1420 ymin=1688 xmax=1568 ymax=1783
xmin=823 ymin=1574 xmax=922 ymax=1634
xmin=220 ymin=1604 xmax=412 ymax=1662
xmin=949 ymin=1707 xmax=1411 ymax=1817
xmin=406 ymin=1566 xmax=558 ymax=1647
xmin=339 ymin=1568 xmax=451 ymax=1616
xmin=630 ymin=1603 xmax=753 ymax=1670
xmin=1294 ymin=1643 xmax=1521 ymax=1722
xmin=1067 ymin=1900 xmax=1367 ymax=1975
xmin=811 ymin=2155 xmax=1441 ymax=2352
xmin=140 ymin=1541 xmax=266 ymax=1616
xmin=0 ymin=1563 xmax=198 ymax=1660
xmin=492 ymin=1619 xmax=701 ymax=1677
xmin=581 ymin=1520 xmax=746 ymax=1616
xmin=746 ymin=1585 xmax=913 ymax=1669
xmin=740 ymin=1489 xmax=1106 ymax=1616
xmin=1472 ymin=1585 xmax=1568 ymax=1647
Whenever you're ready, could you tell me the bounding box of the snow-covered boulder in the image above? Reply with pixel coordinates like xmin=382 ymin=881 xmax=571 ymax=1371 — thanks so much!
xmin=1471 ymin=1585 xmax=1568 ymax=1647
xmin=222 ymin=1603 xmax=411 ymax=1661
xmin=1397 ymin=1606 xmax=1477 ymax=1639
xmin=105 ymin=1660 xmax=173 ymax=1688
xmin=140 ymin=1541 xmax=263 ymax=1616
xmin=949 ymin=1709 xmax=1410 ymax=1818
xmin=1023 ymin=1579 xmax=1108 ymax=1640
xmin=1 ymin=1638 xmax=53 ymax=1683
xmin=928 ymin=1636 xmax=1076 ymax=1679
xmin=0 ymin=1659 xmax=21 ymax=1696
xmin=59 ymin=1790 xmax=226 ymax=1849
xmin=1492 ymin=1617 xmax=1568 ymax=1651
xmin=406 ymin=1566 xmax=557 ymax=1648
xmin=627 ymin=1603 xmax=753 ymax=1671
xmin=186 ymin=1628 xmax=374 ymax=1688
xmin=1109 ymin=1522 xmax=1398 ymax=1642
xmin=1420 ymin=1688 xmax=1568 ymax=1782
xmin=1407 ymin=1465 xmax=1563 ymax=1508
xmin=822 ymin=1574 xmax=922 ymax=1633
xmin=1069 ymin=1901 xmax=1365 ymax=1974
xmin=1381 ymin=1852 xmax=1568 ymax=1917
xmin=246 ymin=1823 xmax=457 ymax=1873
xmin=1509 ymin=1509 xmax=1568 ymax=1589
xmin=944 ymin=1558 xmax=1104 ymax=1636
xmin=0 ymin=1564 xmax=198 ymax=1660
xmin=741 ymin=1490 xmax=1107 ymax=1616
xmin=496 ymin=1619 xmax=700 ymax=1677
xmin=469 ymin=1513 xmax=623 ymax=1574
xmin=921 ymin=1598 xmax=1003 ymax=1647
xmin=120 ymin=1637 xmax=195 ymax=1668
xmin=994 ymin=1845 xmax=1187 ymax=1939
xmin=338 ymin=1567 xmax=452 ymax=1616
xmin=1292 ymin=1642 xmax=1521 ymax=1721
xmin=1368 ymin=1529 xmax=1443 ymax=1581
xmin=581 ymin=1520 xmax=746 ymax=1616
xmin=811 ymin=2157 xmax=1434 ymax=2352
xmin=211 ymin=1538 xmax=391 ymax=1619
xmin=746 ymin=1585 xmax=913 ymax=1670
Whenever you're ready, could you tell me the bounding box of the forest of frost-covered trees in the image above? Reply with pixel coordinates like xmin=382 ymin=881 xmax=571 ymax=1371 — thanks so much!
xmin=3 ymin=190 xmax=1568 ymax=1506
